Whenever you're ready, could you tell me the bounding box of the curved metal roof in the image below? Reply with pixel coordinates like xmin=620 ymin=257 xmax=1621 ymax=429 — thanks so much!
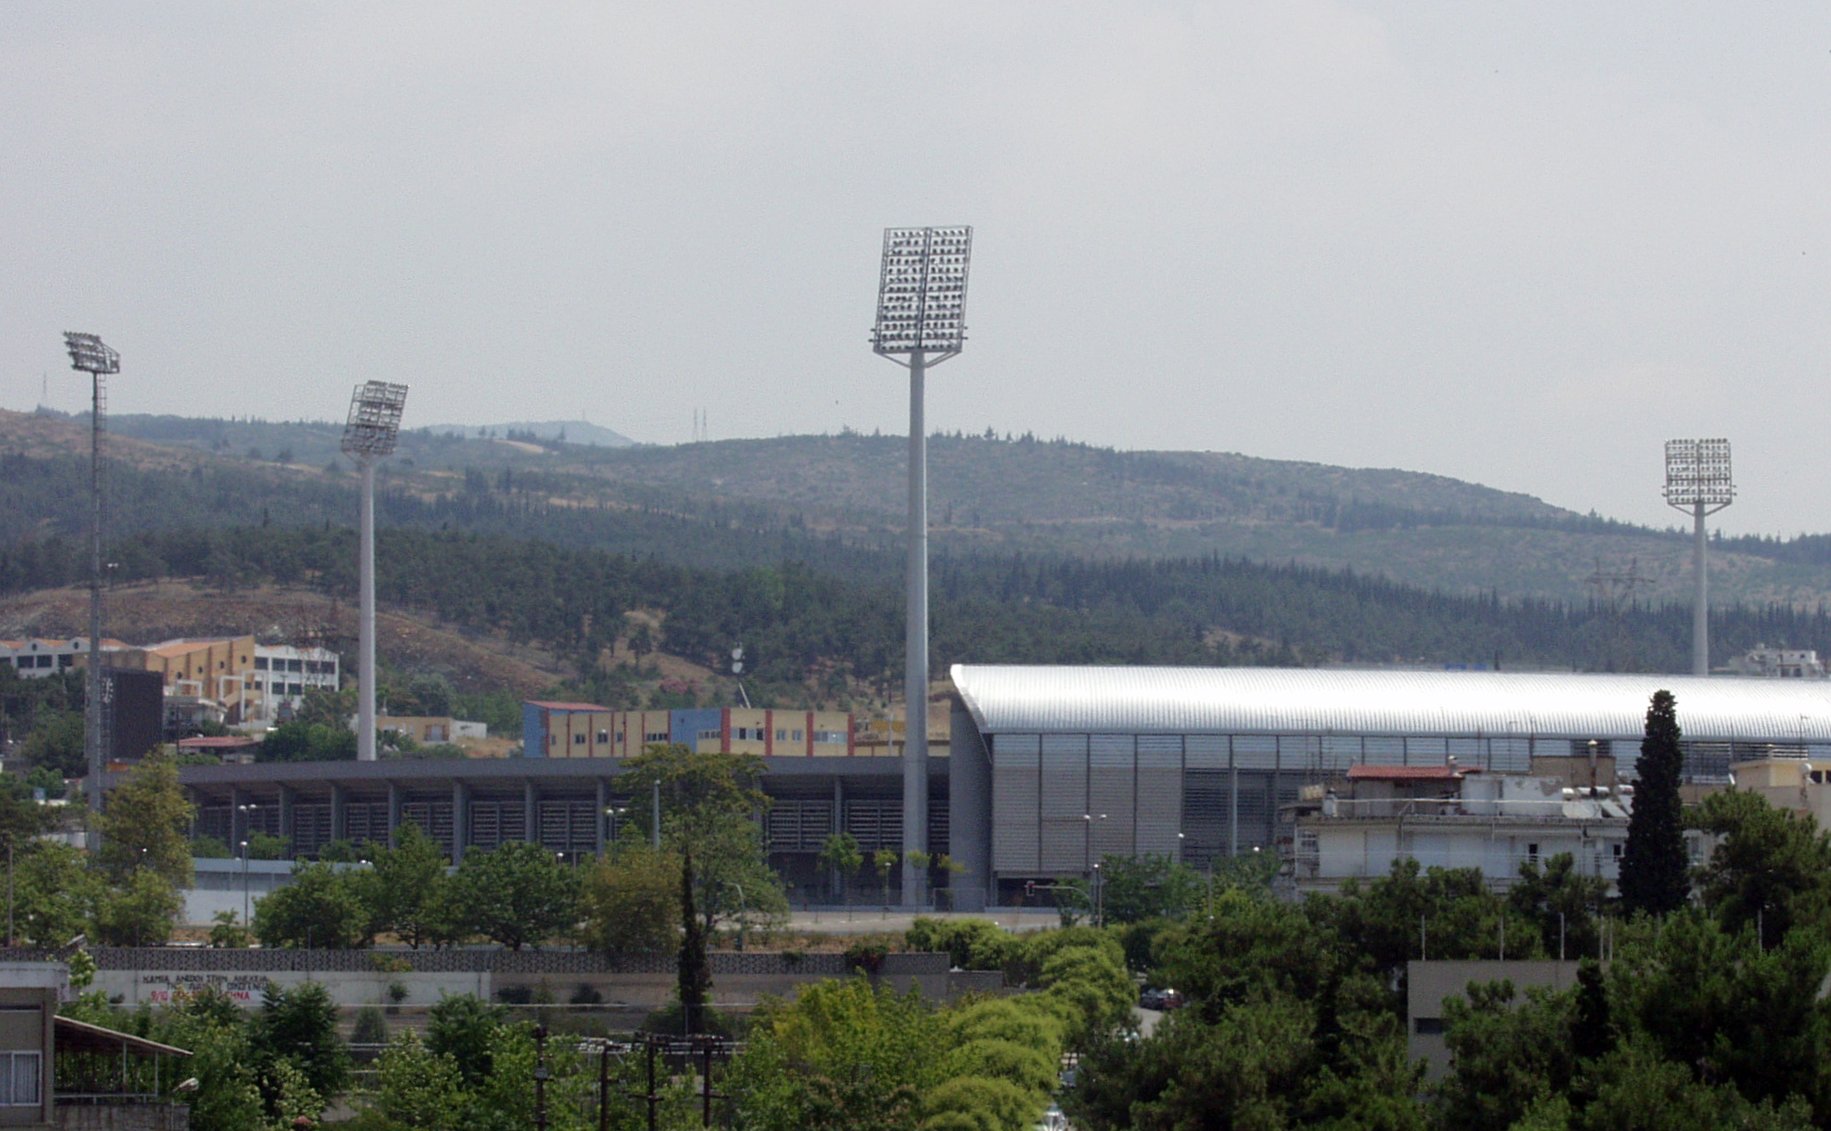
xmin=950 ymin=665 xmax=1831 ymax=743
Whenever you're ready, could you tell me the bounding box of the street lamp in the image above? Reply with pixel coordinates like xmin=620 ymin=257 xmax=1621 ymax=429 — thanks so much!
xmin=873 ymin=226 xmax=973 ymax=910
xmin=64 ymin=332 xmax=119 ymax=848
xmin=1663 ymin=439 xmax=1734 ymax=676
xmin=240 ymin=840 xmax=251 ymax=926
xmin=1082 ymin=812 xmax=1108 ymax=872
xmin=341 ymin=381 xmax=409 ymax=761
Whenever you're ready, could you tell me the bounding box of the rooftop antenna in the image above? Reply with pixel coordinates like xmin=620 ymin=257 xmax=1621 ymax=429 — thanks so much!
xmin=341 ymin=381 xmax=409 ymax=761
xmin=1663 ymin=439 xmax=1734 ymax=676
xmin=872 ymin=224 xmax=973 ymax=909
xmin=63 ymin=332 xmax=119 ymax=846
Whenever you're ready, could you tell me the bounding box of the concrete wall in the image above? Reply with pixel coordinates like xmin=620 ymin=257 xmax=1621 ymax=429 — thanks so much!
xmin=56 ymin=1104 xmax=190 ymax=1131
xmin=80 ymin=949 xmax=963 ymax=1013
xmin=1406 ymin=959 xmax=1584 ymax=1078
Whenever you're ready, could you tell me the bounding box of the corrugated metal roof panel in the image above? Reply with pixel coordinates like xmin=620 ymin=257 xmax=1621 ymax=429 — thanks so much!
xmin=950 ymin=665 xmax=1831 ymax=744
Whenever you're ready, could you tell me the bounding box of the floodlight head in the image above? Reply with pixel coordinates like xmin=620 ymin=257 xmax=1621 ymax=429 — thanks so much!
xmin=63 ymin=332 xmax=119 ymax=375
xmin=872 ymin=225 xmax=973 ymax=355
xmin=341 ymin=381 xmax=409 ymax=459
xmin=1663 ymin=437 xmax=1734 ymax=510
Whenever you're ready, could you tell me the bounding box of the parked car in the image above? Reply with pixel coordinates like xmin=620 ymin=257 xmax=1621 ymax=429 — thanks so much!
xmin=1138 ymin=987 xmax=1183 ymax=1010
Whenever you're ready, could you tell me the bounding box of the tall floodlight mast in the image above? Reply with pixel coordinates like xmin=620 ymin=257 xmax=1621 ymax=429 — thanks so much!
xmin=341 ymin=381 xmax=409 ymax=762
xmin=872 ymin=225 xmax=973 ymax=909
xmin=63 ymin=333 xmax=119 ymax=847
xmin=1663 ymin=438 xmax=1734 ymax=676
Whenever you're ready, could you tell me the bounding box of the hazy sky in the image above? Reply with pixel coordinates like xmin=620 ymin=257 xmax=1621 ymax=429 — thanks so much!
xmin=7 ymin=3 xmax=1829 ymax=536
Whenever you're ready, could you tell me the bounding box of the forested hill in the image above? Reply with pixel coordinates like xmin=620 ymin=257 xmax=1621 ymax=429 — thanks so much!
xmin=11 ymin=406 xmax=1831 ymax=612
xmin=4 ymin=526 xmax=1831 ymax=708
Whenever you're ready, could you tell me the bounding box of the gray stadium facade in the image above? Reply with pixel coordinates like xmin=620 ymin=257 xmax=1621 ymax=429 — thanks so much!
xmin=943 ymin=665 xmax=1831 ymax=910
xmin=170 ymin=665 xmax=1831 ymax=910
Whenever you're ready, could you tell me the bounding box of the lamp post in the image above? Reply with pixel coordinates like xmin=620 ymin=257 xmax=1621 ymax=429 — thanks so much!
xmin=1082 ymin=812 xmax=1107 ymax=872
xmin=63 ymin=332 xmax=119 ymax=848
xmin=240 ymin=840 xmax=251 ymax=926
xmin=873 ymin=226 xmax=973 ymax=909
xmin=1663 ymin=439 xmax=1734 ymax=676
xmin=341 ymin=382 xmax=409 ymax=761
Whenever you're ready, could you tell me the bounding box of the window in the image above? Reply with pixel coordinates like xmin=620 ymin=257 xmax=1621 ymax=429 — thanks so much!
xmin=0 ymin=1050 xmax=41 ymax=1105
xmin=645 ymin=731 xmax=669 ymax=743
xmin=1526 ymin=843 xmax=1540 ymax=865
xmin=793 ymin=730 xmax=804 ymax=742
xmin=1413 ymin=1017 xmax=1444 ymax=1036
xmin=256 ymin=657 xmax=269 ymax=670
xmin=813 ymin=730 xmax=847 ymax=744
xmin=596 ymin=730 xmax=610 ymax=743
xmin=287 ymin=683 xmax=303 ymax=697
xmin=573 ymin=733 xmax=586 ymax=745
xmin=288 ymin=659 xmax=304 ymax=672
xmin=775 ymin=730 xmax=787 ymax=741
xmin=698 ymin=729 xmax=721 ymax=742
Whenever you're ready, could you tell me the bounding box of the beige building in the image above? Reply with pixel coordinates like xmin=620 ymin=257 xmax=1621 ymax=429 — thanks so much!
xmin=124 ymin=636 xmax=260 ymax=724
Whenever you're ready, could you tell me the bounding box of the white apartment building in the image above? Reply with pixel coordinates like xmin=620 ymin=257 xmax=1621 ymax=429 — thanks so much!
xmin=1289 ymin=765 xmax=1630 ymax=893
xmin=0 ymin=637 xmax=129 ymax=678
xmin=249 ymin=644 xmax=340 ymax=725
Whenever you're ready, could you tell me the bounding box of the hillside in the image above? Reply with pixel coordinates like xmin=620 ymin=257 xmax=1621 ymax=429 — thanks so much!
xmin=43 ymin=409 xmax=1822 ymax=607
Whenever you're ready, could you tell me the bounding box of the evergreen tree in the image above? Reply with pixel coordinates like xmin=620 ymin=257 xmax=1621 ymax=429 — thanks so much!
xmin=1619 ymin=690 xmax=1690 ymax=917
xmin=678 ymin=848 xmax=711 ymax=1035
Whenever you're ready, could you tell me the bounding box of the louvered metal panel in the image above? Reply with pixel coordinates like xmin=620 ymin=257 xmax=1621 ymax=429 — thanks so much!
xmin=1039 ymin=734 xmax=1088 ymax=873
xmin=1136 ymin=742 xmax=1182 ymax=857
xmin=198 ymin=805 xmax=230 ymax=842
xmin=992 ymin=737 xmax=1040 ymax=873
xmin=1181 ymin=769 xmax=1232 ymax=866
xmin=1089 ymin=735 xmax=1134 ymax=861
xmin=342 ymin=803 xmax=387 ymax=846
xmin=844 ymin=801 xmax=903 ymax=851
xmin=1234 ymin=735 xmax=1276 ymax=769
xmin=928 ymin=801 xmax=949 ymax=858
xmin=1185 ymin=734 xmax=1226 ymax=770
xmin=470 ymin=803 xmax=503 ymax=851
xmin=292 ymin=804 xmax=332 ymax=857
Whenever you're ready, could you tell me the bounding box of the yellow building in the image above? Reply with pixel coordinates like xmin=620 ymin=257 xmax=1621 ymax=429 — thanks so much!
xmin=123 ymin=636 xmax=259 ymax=724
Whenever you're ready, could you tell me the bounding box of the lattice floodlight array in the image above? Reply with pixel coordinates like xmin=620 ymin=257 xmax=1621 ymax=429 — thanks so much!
xmin=1663 ymin=437 xmax=1735 ymax=509
xmin=340 ymin=381 xmax=410 ymax=458
xmin=63 ymin=332 xmax=119 ymax=375
xmin=872 ymin=225 xmax=973 ymax=355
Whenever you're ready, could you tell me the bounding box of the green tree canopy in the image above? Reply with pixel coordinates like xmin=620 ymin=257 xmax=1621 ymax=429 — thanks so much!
xmin=95 ymin=750 xmax=193 ymax=888
xmin=447 ymin=840 xmax=580 ymax=950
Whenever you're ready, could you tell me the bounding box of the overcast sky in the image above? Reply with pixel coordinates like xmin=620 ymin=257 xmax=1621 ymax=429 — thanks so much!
xmin=6 ymin=3 xmax=1829 ymax=536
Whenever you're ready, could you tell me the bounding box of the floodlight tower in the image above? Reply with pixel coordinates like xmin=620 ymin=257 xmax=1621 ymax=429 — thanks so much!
xmin=63 ymin=332 xmax=119 ymax=845
xmin=1663 ymin=438 xmax=1734 ymax=676
xmin=341 ymin=381 xmax=409 ymax=761
xmin=872 ymin=225 xmax=973 ymax=909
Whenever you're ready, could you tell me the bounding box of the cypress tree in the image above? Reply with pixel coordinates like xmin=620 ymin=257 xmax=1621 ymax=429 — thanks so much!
xmin=677 ymin=848 xmax=711 ymax=1035
xmin=1618 ymin=689 xmax=1690 ymax=916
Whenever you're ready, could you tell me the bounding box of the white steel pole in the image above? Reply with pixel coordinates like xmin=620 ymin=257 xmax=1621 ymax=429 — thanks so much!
xmin=902 ymin=350 xmax=929 ymax=909
xmin=358 ymin=458 xmax=378 ymax=761
xmin=85 ymin=370 xmax=104 ymax=845
xmin=1693 ymin=500 xmax=1708 ymax=677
